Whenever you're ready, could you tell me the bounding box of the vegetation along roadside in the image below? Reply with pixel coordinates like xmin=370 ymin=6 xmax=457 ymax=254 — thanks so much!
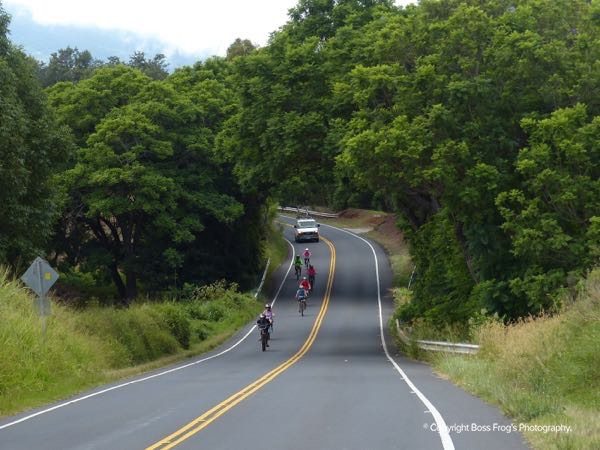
xmin=312 ymin=207 xmax=599 ymax=450
xmin=432 ymin=269 xmax=600 ymax=450
xmin=0 ymin=269 xmax=262 ymax=418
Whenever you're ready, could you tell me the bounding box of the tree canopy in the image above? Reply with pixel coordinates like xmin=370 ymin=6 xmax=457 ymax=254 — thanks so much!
xmin=1 ymin=0 xmax=598 ymax=322
xmin=0 ymin=5 xmax=71 ymax=265
xmin=48 ymin=64 xmax=261 ymax=303
xmin=222 ymin=0 xmax=600 ymax=323
xmin=38 ymin=48 xmax=170 ymax=88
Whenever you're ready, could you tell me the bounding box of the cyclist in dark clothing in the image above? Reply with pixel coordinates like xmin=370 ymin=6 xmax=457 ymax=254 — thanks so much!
xmin=257 ymin=314 xmax=270 ymax=347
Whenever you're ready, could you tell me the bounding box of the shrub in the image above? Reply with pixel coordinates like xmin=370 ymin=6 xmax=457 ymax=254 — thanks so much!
xmin=152 ymin=303 xmax=191 ymax=349
xmin=78 ymin=305 xmax=180 ymax=366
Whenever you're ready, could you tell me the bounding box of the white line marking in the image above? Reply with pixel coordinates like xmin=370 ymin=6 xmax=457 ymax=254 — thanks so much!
xmin=254 ymin=258 xmax=271 ymax=298
xmin=0 ymin=241 xmax=296 ymax=431
xmin=321 ymin=223 xmax=455 ymax=450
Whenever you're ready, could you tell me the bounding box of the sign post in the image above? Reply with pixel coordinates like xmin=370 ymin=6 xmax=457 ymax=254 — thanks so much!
xmin=21 ymin=257 xmax=59 ymax=338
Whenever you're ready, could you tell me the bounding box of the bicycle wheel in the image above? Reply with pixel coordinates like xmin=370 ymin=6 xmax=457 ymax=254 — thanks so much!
xmin=261 ymin=332 xmax=267 ymax=351
xmin=300 ymin=300 xmax=306 ymax=316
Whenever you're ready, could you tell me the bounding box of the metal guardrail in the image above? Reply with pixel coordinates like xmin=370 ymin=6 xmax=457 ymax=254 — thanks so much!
xmin=395 ymin=320 xmax=480 ymax=355
xmin=279 ymin=206 xmax=339 ymax=218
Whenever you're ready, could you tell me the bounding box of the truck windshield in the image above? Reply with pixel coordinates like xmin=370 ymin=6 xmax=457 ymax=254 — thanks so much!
xmin=298 ymin=220 xmax=316 ymax=228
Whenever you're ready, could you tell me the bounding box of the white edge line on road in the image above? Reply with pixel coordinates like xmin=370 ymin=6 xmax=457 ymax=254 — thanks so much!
xmin=0 ymin=241 xmax=296 ymax=431
xmin=254 ymin=258 xmax=271 ymax=298
xmin=320 ymin=223 xmax=455 ymax=450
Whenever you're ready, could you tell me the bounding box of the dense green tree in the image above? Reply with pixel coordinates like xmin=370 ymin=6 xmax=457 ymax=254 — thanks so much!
xmin=219 ymin=0 xmax=394 ymax=205
xmin=497 ymin=105 xmax=600 ymax=312
xmin=334 ymin=0 xmax=600 ymax=321
xmin=105 ymin=55 xmax=123 ymax=66
xmin=166 ymin=59 xmax=267 ymax=290
xmin=47 ymin=66 xmax=149 ymax=145
xmin=226 ymin=38 xmax=256 ymax=60
xmin=38 ymin=46 xmax=102 ymax=87
xmin=50 ymin=63 xmax=262 ymax=302
xmin=3 ymin=0 xmax=598 ymax=321
xmin=0 ymin=5 xmax=71 ymax=265
xmin=128 ymin=51 xmax=169 ymax=80
xmin=37 ymin=49 xmax=170 ymax=88
xmin=71 ymin=109 xmax=184 ymax=298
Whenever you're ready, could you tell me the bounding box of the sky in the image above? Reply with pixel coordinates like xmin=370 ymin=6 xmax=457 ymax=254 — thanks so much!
xmin=3 ymin=0 xmax=414 ymax=68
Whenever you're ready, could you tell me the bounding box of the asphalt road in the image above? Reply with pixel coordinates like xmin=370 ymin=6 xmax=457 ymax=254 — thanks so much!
xmin=0 ymin=218 xmax=529 ymax=450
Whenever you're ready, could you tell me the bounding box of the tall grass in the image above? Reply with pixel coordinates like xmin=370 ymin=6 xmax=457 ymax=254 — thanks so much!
xmin=434 ymin=269 xmax=600 ymax=449
xmin=0 ymin=272 xmax=261 ymax=417
xmin=260 ymin=220 xmax=289 ymax=299
xmin=0 ymin=269 xmax=108 ymax=414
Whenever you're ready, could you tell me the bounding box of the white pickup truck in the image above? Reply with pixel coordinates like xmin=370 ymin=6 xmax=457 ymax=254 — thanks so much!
xmin=294 ymin=218 xmax=320 ymax=242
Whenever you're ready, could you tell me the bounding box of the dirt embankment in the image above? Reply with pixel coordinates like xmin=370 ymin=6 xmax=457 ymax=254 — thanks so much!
xmin=338 ymin=209 xmax=406 ymax=255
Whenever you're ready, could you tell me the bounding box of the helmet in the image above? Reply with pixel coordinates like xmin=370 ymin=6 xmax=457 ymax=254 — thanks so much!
xmin=305 ymin=248 xmax=309 ymax=251
xmin=303 ymin=276 xmax=307 ymax=280
xmin=265 ymin=304 xmax=271 ymax=308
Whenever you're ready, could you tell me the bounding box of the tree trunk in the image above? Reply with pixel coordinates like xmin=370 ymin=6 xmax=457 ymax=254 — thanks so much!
xmin=398 ymin=189 xmax=442 ymax=231
xmin=125 ymin=270 xmax=137 ymax=301
xmin=110 ymin=263 xmax=127 ymax=302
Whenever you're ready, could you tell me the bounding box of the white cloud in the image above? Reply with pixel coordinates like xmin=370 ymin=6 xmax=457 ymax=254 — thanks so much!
xmin=5 ymin=0 xmax=298 ymax=56
xmin=4 ymin=0 xmax=415 ymax=57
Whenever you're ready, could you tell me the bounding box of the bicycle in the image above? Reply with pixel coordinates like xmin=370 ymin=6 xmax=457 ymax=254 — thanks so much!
xmin=260 ymin=327 xmax=270 ymax=351
xmin=298 ymin=298 xmax=307 ymax=316
xmin=308 ymin=274 xmax=315 ymax=291
xmin=294 ymin=265 xmax=302 ymax=280
xmin=304 ymin=257 xmax=310 ymax=267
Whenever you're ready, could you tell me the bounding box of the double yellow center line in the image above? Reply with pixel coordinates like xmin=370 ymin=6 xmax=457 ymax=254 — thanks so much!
xmin=146 ymin=236 xmax=336 ymax=449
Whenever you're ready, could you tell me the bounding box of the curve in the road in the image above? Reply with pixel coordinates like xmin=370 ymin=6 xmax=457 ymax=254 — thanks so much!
xmin=146 ymin=236 xmax=336 ymax=449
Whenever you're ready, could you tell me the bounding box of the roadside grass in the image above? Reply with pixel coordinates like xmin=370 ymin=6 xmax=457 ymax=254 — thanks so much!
xmin=260 ymin=220 xmax=289 ymax=300
xmin=1 ymin=217 xmax=283 ymax=418
xmin=0 ymin=269 xmax=108 ymax=415
xmin=266 ymin=221 xmax=289 ymax=272
xmin=432 ymin=269 xmax=600 ymax=450
xmin=0 ymin=271 xmax=261 ymax=417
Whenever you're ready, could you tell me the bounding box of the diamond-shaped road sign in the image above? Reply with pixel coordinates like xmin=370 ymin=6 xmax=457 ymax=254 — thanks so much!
xmin=21 ymin=257 xmax=59 ymax=298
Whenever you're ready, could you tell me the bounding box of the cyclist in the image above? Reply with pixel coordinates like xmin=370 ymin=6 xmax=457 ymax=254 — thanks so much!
xmin=302 ymin=248 xmax=311 ymax=267
xmin=307 ymin=265 xmax=316 ymax=290
xmin=293 ymin=255 xmax=303 ymax=279
xmin=295 ymin=287 xmax=307 ymax=314
xmin=256 ymin=314 xmax=270 ymax=347
xmin=263 ymin=303 xmax=274 ymax=332
xmin=299 ymin=276 xmax=311 ymax=294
